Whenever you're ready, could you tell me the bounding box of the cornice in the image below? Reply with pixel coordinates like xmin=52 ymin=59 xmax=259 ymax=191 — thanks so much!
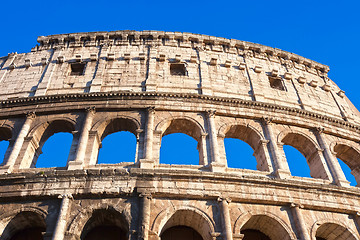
xmin=0 ymin=91 xmax=359 ymax=132
xmin=30 ymin=30 xmax=329 ymax=73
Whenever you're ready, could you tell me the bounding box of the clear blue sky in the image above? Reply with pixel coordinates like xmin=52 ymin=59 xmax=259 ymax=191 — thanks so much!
xmin=1 ymin=0 xmax=359 ymax=185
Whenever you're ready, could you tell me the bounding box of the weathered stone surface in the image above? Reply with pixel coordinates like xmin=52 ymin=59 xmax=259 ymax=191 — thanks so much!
xmin=0 ymin=30 xmax=359 ymax=240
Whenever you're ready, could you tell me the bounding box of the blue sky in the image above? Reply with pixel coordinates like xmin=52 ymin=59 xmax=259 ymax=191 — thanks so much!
xmin=1 ymin=0 xmax=359 ymax=185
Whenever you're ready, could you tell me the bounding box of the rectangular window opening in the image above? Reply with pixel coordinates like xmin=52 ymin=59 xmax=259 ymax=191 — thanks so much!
xmin=170 ymin=63 xmax=187 ymax=76
xmin=269 ymin=76 xmax=285 ymax=91
xmin=70 ymin=63 xmax=86 ymax=76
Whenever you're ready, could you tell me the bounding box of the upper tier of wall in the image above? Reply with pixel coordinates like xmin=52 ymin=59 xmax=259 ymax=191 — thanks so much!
xmin=0 ymin=30 xmax=359 ymax=124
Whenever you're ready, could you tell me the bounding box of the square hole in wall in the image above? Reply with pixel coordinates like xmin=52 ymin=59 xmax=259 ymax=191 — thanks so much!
xmin=70 ymin=63 xmax=86 ymax=76
xmin=170 ymin=63 xmax=187 ymax=76
xmin=269 ymin=76 xmax=285 ymax=91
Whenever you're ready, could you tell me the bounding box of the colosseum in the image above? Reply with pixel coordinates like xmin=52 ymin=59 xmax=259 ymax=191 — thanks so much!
xmin=0 ymin=30 xmax=359 ymax=240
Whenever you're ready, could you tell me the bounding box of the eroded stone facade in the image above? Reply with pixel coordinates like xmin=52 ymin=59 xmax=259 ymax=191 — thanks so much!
xmin=0 ymin=31 xmax=359 ymax=240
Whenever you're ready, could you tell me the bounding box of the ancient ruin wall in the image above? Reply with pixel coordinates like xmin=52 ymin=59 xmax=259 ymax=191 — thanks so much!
xmin=0 ymin=31 xmax=359 ymax=240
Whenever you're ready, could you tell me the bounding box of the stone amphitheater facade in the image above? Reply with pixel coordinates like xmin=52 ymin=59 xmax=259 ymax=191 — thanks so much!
xmin=0 ymin=30 xmax=359 ymax=240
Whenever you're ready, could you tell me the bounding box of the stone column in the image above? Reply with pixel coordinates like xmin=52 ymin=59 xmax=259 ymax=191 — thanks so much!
xmin=138 ymin=193 xmax=152 ymax=240
xmin=0 ymin=112 xmax=36 ymax=173
xmin=52 ymin=194 xmax=73 ymax=240
xmin=314 ymin=127 xmax=349 ymax=187
xmin=218 ymin=197 xmax=233 ymax=240
xmin=140 ymin=108 xmax=155 ymax=168
xmin=207 ymin=110 xmax=224 ymax=172
xmin=290 ymin=203 xmax=310 ymax=240
xmin=68 ymin=107 xmax=95 ymax=170
xmin=261 ymin=117 xmax=290 ymax=178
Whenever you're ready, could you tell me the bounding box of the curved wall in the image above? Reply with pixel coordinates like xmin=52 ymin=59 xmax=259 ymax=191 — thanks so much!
xmin=0 ymin=31 xmax=359 ymax=240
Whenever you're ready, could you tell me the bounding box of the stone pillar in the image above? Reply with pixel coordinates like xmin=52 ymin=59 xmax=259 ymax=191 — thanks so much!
xmin=52 ymin=194 xmax=73 ymax=240
xmin=352 ymin=212 xmax=360 ymax=235
xmin=218 ymin=197 xmax=233 ymax=240
xmin=145 ymin=47 xmax=158 ymax=92
xmin=140 ymin=108 xmax=155 ymax=168
xmin=261 ymin=117 xmax=290 ymax=178
xmin=0 ymin=53 xmax=16 ymax=83
xmin=290 ymin=203 xmax=310 ymax=240
xmin=34 ymin=49 xmax=59 ymax=96
xmin=0 ymin=112 xmax=36 ymax=173
xmin=314 ymin=127 xmax=349 ymax=187
xmin=68 ymin=107 xmax=95 ymax=170
xmin=199 ymin=133 xmax=208 ymax=166
xmin=138 ymin=193 xmax=152 ymax=240
xmin=207 ymin=110 xmax=224 ymax=172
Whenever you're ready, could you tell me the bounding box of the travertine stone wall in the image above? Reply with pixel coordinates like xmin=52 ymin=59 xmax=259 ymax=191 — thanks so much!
xmin=0 ymin=31 xmax=359 ymax=240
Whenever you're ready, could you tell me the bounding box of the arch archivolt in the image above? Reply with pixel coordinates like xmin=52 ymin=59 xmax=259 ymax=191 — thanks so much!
xmin=0 ymin=206 xmax=48 ymax=237
xmin=277 ymin=129 xmax=321 ymax=151
xmin=151 ymin=203 xmax=216 ymax=240
xmin=217 ymin=120 xmax=264 ymax=143
xmin=155 ymin=115 xmax=206 ymax=139
xmin=67 ymin=202 xmax=131 ymax=238
xmin=27 ymin=116 xmax=77 ymax=140
xmin=310 ymin=218 xmax=359 ymax=240
xmin=233 ymin=210 xmax=296 ymax=240
xmin=91 ymin=114 xmax=142 ymax=139
xmin=277 ymin=128 xmax=332 ymax=180
xmin=329 ymin=140 xmax=360 ymax=184
xmin=329 ymin=140 xmax=360 ymax=157
xmin=218 ymin=120 xmax=272 ymax=172
xmin=0 ymin=122 xmax=14 ymax=141
xmin=18 ymin=117 xmax=76 ymax=169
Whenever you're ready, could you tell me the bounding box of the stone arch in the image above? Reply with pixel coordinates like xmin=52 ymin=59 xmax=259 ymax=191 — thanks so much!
xmin=330 ymin=141 xmax=360 ymax=185
xmin=0 ymin=126 xmax=12 ymax=141
xmin=19 ymin=118 xmax=76 ymax=169
xmin=278 ymin=130 xmax=330 ymax=180
xmin=0 ymin=125 xmax=13 ymax=164
xmin=91 ymin=115 xmax=141 ymax=140
xmin=310 ymin=219 xmax=359 ymax=240
xmin=155 ymin=116 xmax=206 ymax=165
xmin=151 ymin=205 xmax=215 ymax=240
xmin=233 ymin=211 xmax=296 ymax=240
xmin=67 ymin=203 xmax=131 ymax=240
xmin=88 ymin=116 xmax=141 ymax=165
xmin=218 ymin=122 xmax=271 ymax=171
xmin=155 ymin=116 xmax=206 ymax=142
xmin=0 ymin=207 xmax=48 ymax=240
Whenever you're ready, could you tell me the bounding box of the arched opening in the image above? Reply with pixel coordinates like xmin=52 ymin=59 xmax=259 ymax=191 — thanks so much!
xmin=159 ymin=119 xmax=203 ymax=165
xmin=2 ymin=211 xmax=46 ymax=240
xmin=315 ymin=222 xmax=357 ymax=240
xmin=0 ymin=141 xmax=9 ymax=165
xmin=0 ymin=127 xmax=12 ymax=165
xmin=80 ymin=208 xmax=128 ymax=240
xmin=242 ymin=229 xmax=270 ymax=240
xmin=338 ymin=158 xmax=357 ymax=186
xmin=240 ymin=215 xmax=292 ymax=240
xmin=98 ymin=131 xmax=137 ymax=164
xmin=29 ymin=120 xmax=75 ymax=168
xmin=160 ymin=133 xmax=199 ymax=165
xmin=223 ymin=125 xmax=269 ymax=171
xmin=161 ymin=226 xmax=203 ymax=240
xmin=281 ymin=132 xmax=329 ymax=180
xmin=96 ymin=118 xmax=139 ymax=164
xmin=283 ymin=145 xmax=311 ymax=178
xmin=159 ymin=209 xmax=213 ymax=240
xmin=35 ymin=132 xmax=73 ymax=168
xmin=333 ymin=143 xmax=360 ymax=186
xmin=224 ymin=138 xmax=257 ymax=170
